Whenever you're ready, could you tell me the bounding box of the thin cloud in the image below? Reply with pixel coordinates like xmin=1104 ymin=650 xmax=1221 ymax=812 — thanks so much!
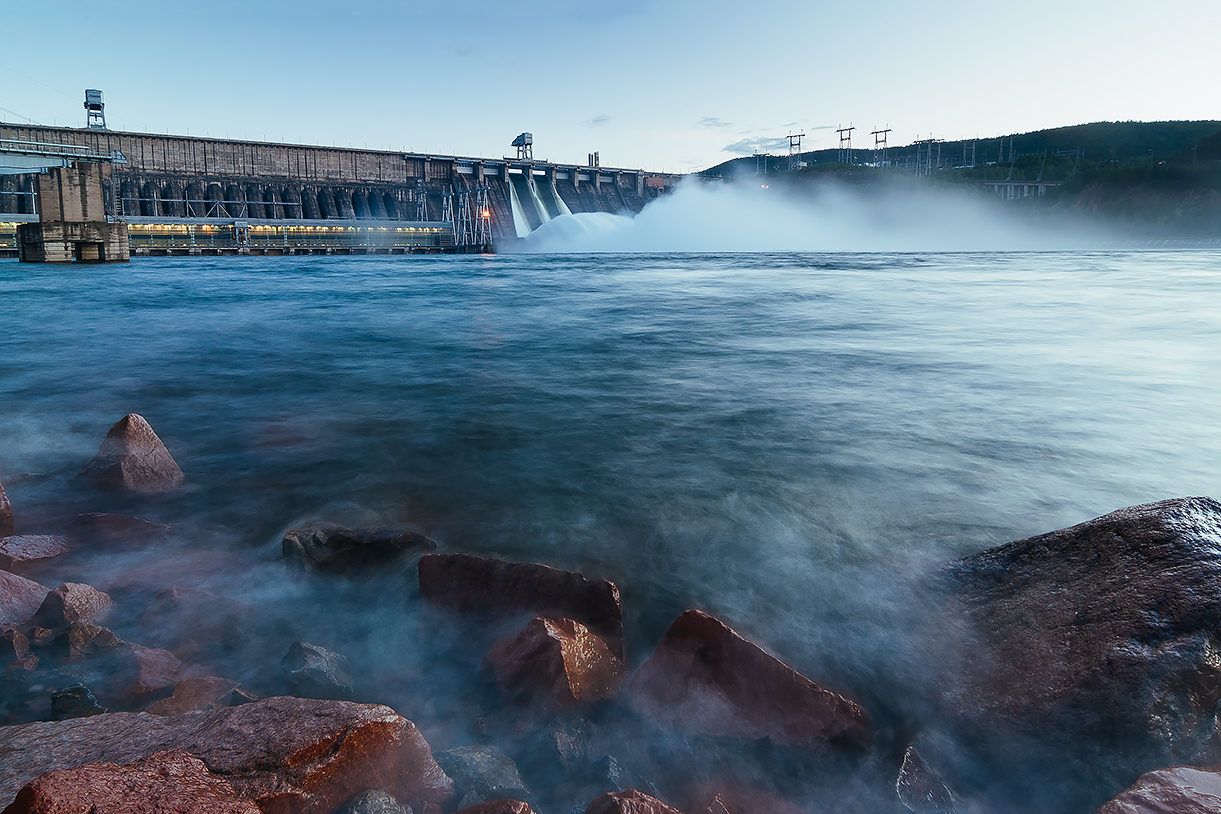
xmin=589 ymin=115 xmax=612 ymax=127
xmin=723 ymin=136 xmax=792 ymax=155
xmin=699 ymin=117 xmax=733 ymax=129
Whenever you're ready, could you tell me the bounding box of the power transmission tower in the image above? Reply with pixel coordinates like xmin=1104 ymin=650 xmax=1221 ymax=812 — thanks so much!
xmin=787 ymin=132 xmax=806 ymax=171
xmin=837 ymin=125 xmax=855 ymax=164
xmin=871 ymin=127 xmax=891 ymax=166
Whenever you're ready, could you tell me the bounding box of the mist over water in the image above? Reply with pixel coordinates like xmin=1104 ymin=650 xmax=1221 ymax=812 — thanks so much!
xmin=522 ymin=179 xmax=1106 ymax=253
xmin=1 ymin=250 xmax=1220 ymax=811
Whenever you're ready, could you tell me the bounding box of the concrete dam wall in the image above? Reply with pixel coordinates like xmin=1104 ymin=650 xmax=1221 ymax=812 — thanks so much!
xmin=0 ymin=125 xmax=680 ymax=251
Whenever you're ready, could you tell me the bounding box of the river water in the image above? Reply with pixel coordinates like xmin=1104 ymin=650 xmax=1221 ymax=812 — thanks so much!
xmin=2 ymin=250 xmax=1220 ymax=811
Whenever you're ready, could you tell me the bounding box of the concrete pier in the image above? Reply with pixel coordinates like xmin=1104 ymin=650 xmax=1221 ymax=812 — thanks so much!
xmin=16 ymin=164 xmax=128 ymax=262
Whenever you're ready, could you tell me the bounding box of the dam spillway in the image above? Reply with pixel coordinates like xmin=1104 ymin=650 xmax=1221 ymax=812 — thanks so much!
xmin=0 ymin=124 xmax=680 ymax=255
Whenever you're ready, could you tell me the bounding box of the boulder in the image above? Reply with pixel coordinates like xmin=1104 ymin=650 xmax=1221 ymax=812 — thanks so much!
xmin=484 ymin=617 xmax=624 ymax=709
xmin=0 ymin=535 xmax=70 ymax=572
xmin=0 ymin=572 xmax=47 ymax=629
xmin=50 ymin=683 xmax=109 ymax=720
xmin=48 ymin=622 xmax=182 ymax=707
xmin=0 ymin=696 xmax=453 ymax=812
xmin=283 ymin=521 xmax=436 ymax=575
xmin=32 ymin=583 xmax=113 ymax=629
xmin=434 ymin=745 xmax=529 ymax=806
xmin=941 ymin=497 xmax=1221 ymax=766
xmin=586 ymin=790 xmax=683 ymax=814
xmin=629 ymin=609 xmax=870 ymax=748
xmin=4 ymin=748 xmax=261 ymax=814
xmin=0 ymin=481 xmax=12 ymax=538
xmin=67 ymin=512 xmax=172 ymax=544
xmin=339 ymin=788 xmax=412 ymax=814
xmin=1 ymin=630 xmax=30 ymax=661
xmin=77 ymin=414 xmax=185 ymax=493
xmin=282 ymin=641 xmax=354 ymax=700
xmin=419 ymin=554 xmax=623 ymax=658
xmin=147 ymin=676 xmax=245 ymax=716
xmin=455 ymin=802 xmax=533 ymax=814
xmin=895 ymin=746 xmax=955 ymax=814
xmin=1096 ymin=765 xmax=1221 ymax=813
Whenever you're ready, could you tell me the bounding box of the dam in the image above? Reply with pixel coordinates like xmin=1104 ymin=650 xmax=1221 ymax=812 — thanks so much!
xmin=0 ymin=121 xmax=680 ymax=257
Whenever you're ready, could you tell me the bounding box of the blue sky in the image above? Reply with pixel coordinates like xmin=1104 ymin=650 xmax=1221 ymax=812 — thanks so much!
xmin=3 ymin=1 xmax=1218 ymax=172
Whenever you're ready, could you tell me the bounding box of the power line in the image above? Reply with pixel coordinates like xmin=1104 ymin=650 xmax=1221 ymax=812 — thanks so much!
xmin=0 ymin=63 xmax=76 ymax=100
xmin=0 ymin=104 xmax=42 ymax=125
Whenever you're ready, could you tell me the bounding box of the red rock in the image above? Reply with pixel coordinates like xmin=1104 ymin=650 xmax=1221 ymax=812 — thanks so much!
xmin=629 ymin=609 xmax=870 ymax=748
xmin=147 ymin=676 xmax=243 ymax=716
xmin=0 ymin=572 xmax=48 ymax=629
xmin=1096 ymin=765 xmax=1221 ymax=813
xmin=49 ymin=622 xmax=182 ymax=707
xmin=31 ymin=583 xmax=113 ymax=629
xmin=4 ymin=748 xmax=260 ymax=814
xmin=0 ymin=696 xmax=454 ymax=813
xmin=67 ymin=512 xmax=171 ymax=544
xmin=55 ymin=623 xmax=121 ymax=660
xmin=0 ymin=536 xmax=70 ymax=571
xmin=0 ymin=481 xmax=14 ymax=539
xmin=1 ymin=629 xmax=30 ymax=661
xmin=942 ymin=497 xmax=1221 ymax=766
xmin=77 ymin=414 xmax=185 ymax=493
xmin=586 ymin=790 xmax=683 ymax=814
xmin=457 ymin=802 xmax=534 ymax=814
xmin=419 ymin=554 xmax=623 ymax=658
xmin=485 ymin=617 xmax=624 ymax=708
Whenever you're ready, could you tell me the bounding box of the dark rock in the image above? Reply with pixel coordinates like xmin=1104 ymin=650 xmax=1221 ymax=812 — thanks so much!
xmin=629 ymin=609 xmax=870 ymax=748
xmin=68 ymin=512 xmax=172 ymax=544
xmin=1096 ymin=765 xmax=1221 ymax=813
xmin=50 ymin=683 xmax=109 ymax=719
xmin=0 ymin=572 xmax=48 ymax=629
xmin=0 ymin=480 xmax=13 ymax=538
xmin=942 ymin=497 xmax=1221 ymax=767
xmin=585 ymin=789 xmax=683 ymax=814
xmin=49 ymin=622 xmax=182 ymax=707
xmin=456 ymin=802 xmax=534 ymax=814
xmin=0 ymin=695 xmax=454 ymax=812
xmin=419 ymin=554 xmax=623 ymax=658
xmin=54 ymin=622 xmax=122 ymax=660
xmin=1 ymin=630 xmax=30 ymax=661
xmin=31 ymin=582 xmax=114 ymax=629
xmin=77 ymin=413 xmax=185 ymax=493
xmin=434 ymin=745 xmax=530 ymax=805
xmin=282 ymin=641 xmax=354 ymax=700
xmin=895 ymin=746 xmax=954 ymax=814
xmin=147 ymin=676 xmax=244 ymax=715
xmin=0 ymin=535 xmax=69 ymax=571
xmin=340 ymin=788 xmax=413 ymax=814
xmin=3 ymin=748 xmax=261 ymax=814
xmin=485 ymin=617 xmax=624 ymax=709
xmin=283 ymin=521 xmax=436 ymax=575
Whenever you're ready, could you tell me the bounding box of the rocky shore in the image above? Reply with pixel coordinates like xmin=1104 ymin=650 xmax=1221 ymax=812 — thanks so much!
xmin=3 ymin=414 xmax=1221 ymax=813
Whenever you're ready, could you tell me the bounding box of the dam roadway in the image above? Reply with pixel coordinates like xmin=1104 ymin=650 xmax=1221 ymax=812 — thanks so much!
xmin=0 ymin=124 xmax=681 ymax=255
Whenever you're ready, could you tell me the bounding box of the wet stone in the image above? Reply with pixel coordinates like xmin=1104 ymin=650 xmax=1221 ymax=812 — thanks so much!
xmin=283 ymin=641 xmax=354 ymax=700
xmin=0 ymin=480 xmax=13 ymax=538
xmin=50 ymin=683 xmax=109 ymax=720
xmin=0 ymin=535 xmax=70 ymax=571
xmin=283 ymin=521 xmax=437 ymax=575
xmin=0 ymin=571 xmax=48 ymax=629
xmin=340 ymin=788 xmax=412 ymax=814
xmin=77 ymin=413 xmax=185 ymax=493
xmin=434 ymin=745 xmax=531 ymax=806
xmin=895 ymin=746 xmax=955 ymax=814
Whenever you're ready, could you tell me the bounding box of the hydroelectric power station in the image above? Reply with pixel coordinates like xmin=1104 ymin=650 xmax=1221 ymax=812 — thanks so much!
xmin=0 ymin=95 xmax=680 ymax=260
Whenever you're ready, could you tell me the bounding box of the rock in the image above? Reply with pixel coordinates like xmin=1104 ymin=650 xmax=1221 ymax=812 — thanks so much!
xmin=419 ymin=554 xmax=623 ymax=658
xmin=0 ymin=535 xmax=69 ymax=572
xmin=0 ymin=696 xmax=453 ymax=812
xmin=895 ymin=746 xmax=954 ymax=814
xmin=691 ymin=788 xmax=812 ymax=814
xmin=4 ymin=748 xmax=261 ymax=814
xmin=1 ymin=630 xmax=30 ymax=661
xmin=434 ymin=745 xmax=530 ymax=805
xmin=54 ymin=622 xmax=122 ymax=660
xmin=48 ymin=622 xmax=182 ymax=707
xmin=484 ymin=617 xmax=624 ymax=709
xmin=77 ymin=413 xmax=185 ymax=493
xmin=50 ymin=683 xmax=109 ymax=719
xmin=628 ymin=609 xmax=870 ymax=748
xmin=340 ymin=788 xmax=412 ymax=814
xmin=282 ymin=641 xmax=354 ymax=700
xmin=586 ymin=790 xmax=683 ymax=814
xmin=942 ymin=496 xmax=1221 ymax=766
xmin=283 ymin=521 xmax=436 ymax=575
xmin=0 ymin=481 xmax=13 ymax=538
xmin=147 ymin=676 xmax=244 ymax=715
xmin=68 ymin=512 xmax=172 ymax=544
xmin=1096 ymin=765 xmax=1221 ymax=813
xmin=0 ymin=572 xmax=48 ymax=629
xmin=31 ymin=582 xmax=113 ymax=629
xmin=455 ymin=802 xmax=534 ymax=814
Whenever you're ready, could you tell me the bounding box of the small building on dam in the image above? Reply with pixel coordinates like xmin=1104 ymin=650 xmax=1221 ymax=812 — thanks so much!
xmin=0 ymin=122 xmax=681 ymax=257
